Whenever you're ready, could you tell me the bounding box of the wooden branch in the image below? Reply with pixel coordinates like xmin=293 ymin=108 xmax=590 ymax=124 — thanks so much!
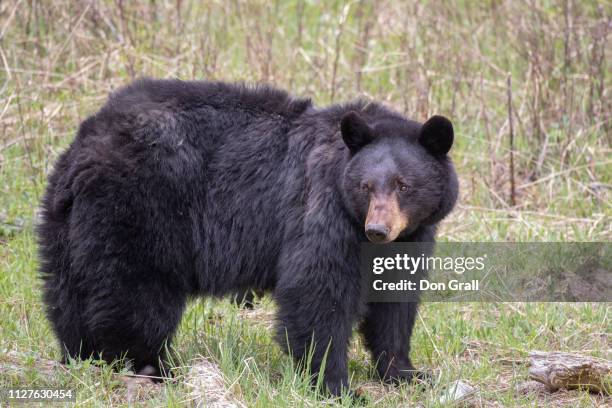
xmin=529 ymin=351 xmax=611 ymax=394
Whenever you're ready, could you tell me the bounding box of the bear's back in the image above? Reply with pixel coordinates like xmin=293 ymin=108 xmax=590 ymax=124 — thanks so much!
xmin=56 ymin=79 xmax=314 ymax=197
xmin=78 ymin=78 xmax=311 ymax=153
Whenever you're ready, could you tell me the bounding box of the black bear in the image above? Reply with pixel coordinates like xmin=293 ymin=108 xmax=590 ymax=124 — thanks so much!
xmin=38 ymin=79 xmax=458 ymax=396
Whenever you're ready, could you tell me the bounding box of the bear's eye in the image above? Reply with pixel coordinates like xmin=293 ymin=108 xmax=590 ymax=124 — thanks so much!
xmin=361 ymin=183 xmax=370 ymax=193
xmin=398 ymin=183 xmax=409 ymax=193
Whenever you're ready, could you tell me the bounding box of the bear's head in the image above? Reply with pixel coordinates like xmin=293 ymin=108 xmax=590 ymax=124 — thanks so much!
xmin=341 ymin=110 xmax=458 ymax=243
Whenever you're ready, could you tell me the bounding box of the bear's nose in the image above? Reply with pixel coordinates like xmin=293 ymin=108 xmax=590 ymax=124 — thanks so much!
xmin=365 ymin=224 xmax=390 ymax=243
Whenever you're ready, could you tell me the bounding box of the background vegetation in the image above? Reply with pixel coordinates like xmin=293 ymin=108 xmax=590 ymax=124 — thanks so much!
xmin=0 ymin=0 xmax=609 ymax=406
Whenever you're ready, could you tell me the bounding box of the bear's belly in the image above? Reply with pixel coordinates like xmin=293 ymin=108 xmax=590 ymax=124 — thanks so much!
xmin=192 ymin=207 xmax=285 ymax=296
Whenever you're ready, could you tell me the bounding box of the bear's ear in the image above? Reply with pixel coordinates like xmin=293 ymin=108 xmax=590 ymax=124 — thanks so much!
xmin=418 ymin=115 xmax=454 ymax=156
xmin=341 ymin=111 xmax=375 ymax=153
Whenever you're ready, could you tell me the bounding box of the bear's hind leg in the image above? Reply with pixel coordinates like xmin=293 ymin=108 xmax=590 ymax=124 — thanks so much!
xmin=44 ymin=280 xmax=95 ymax=365
xmin=83 ymin=277 xmax=187 ymax=377
xmin=59 ymin=161 xmax=191 ymax=376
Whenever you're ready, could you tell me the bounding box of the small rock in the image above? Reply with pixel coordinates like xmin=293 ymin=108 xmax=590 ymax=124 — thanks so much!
xmin=439 ymin=380 xmax=477 ymax=405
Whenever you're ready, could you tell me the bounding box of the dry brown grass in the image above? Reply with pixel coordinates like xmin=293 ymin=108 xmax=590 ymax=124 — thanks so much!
xmin=1 ymin=0 xmax=610 ymax=241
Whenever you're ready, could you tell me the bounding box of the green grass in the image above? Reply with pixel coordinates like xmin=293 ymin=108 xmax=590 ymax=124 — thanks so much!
xmin=1 ymin=0 xmax=610 ymax=406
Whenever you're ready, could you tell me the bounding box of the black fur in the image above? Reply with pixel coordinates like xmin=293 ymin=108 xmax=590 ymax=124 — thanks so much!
xmin=38 ymin=78 xmax=458 ymax=396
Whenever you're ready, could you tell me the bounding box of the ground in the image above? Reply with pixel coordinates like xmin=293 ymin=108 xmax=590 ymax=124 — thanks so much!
xmin=0 ymin=1 xmax=610 ymax=407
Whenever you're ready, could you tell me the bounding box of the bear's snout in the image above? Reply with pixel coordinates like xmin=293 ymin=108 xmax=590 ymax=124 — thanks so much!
xmin=365 ymin=224 xmax=391 ymax=243
xmin=365 ymin=193 xmax=408 ymax=243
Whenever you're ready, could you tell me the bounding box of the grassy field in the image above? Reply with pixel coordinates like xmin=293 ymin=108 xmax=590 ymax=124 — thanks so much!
xmin=0 ymin=0 xmax=610 ymax=406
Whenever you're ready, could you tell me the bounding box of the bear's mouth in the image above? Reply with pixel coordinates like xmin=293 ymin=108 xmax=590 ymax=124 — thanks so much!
xmin=364 ymin=194 xmax=408 ymax=244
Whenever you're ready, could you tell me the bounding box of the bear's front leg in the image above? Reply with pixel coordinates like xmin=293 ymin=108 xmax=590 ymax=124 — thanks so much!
xmin=275 ymin=266 xmax=360 ymax=397
xmin=273 ymin=189 xmax=362 ymax=396
xmin=360 ymin=302 xmax=428 ymax=384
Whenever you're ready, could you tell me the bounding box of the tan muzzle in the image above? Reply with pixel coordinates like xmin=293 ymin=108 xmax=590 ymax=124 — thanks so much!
xmin=365 ymin=194 xmax=408 ymax=243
